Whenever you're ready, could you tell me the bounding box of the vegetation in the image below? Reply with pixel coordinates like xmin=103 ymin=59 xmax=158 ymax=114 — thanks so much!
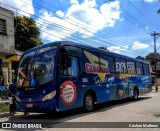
xmin=136 ymin=52 xmax=160 ymax=66
xmin=146 ymin=52 xmax=160 ymax=65
xmin=15 ymin=16 xmax=43 ymax=51
xmin=98 ymin=47 xmax=109 ymax=51
xmin=0 ymin=103 xmax=9 ymax=112
xmin=136 ymin=56 xmax=146 ymax=61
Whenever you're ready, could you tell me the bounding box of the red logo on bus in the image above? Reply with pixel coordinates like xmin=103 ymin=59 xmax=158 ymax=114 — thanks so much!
xmin=60 ymin=81 xmax=77 ymax=106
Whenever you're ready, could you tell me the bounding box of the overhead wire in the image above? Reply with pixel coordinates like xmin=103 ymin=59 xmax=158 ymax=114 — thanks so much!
xmin=106 ymin=0 xmax=153 ymax=34
xmin=127 ymin=0 xmax=160 ymax=32
xmin=36 ymin=0 xmax=141 ymax=47
xmin=0 ymin=1 xmax=154 ymax=56
xmin=35 ymin=0 xmax=155 ymax=55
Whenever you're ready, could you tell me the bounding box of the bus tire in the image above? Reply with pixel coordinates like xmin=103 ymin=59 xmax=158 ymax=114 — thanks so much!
xmin=83 ymin=92 xmax=95 ymax=112
xmin=132 ymin=88 xmax=138 ymax=101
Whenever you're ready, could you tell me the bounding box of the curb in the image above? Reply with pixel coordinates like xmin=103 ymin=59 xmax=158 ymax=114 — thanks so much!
xmin=0 ymin=99 xmax=9 ymax=103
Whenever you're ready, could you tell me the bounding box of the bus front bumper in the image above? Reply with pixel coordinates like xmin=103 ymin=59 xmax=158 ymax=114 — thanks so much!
xmin=15 ymin=97 xmax=58 ymax=113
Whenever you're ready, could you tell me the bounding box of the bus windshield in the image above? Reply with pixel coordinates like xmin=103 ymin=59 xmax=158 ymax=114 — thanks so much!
xmin=16 ymin=46 xmax=57 ymax=89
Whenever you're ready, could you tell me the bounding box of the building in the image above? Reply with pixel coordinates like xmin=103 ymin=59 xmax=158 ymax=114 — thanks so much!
xmin=0 ymin=7 xmax=20 ymax=86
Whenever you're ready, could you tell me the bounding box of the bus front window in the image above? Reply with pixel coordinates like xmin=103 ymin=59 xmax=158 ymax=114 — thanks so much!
xmin=17 ymin=46 xmax=57 ymax=88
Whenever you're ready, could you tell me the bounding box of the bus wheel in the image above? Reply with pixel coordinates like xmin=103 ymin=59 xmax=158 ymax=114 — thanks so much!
xmin=133 ymin=88 xmax=138 ymax=100
xmin=83 ymin=92 xmax=95 ymax=112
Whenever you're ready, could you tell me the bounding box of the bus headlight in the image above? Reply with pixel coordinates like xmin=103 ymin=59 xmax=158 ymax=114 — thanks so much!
xmin=15 ymin=95 xmax=21 ymax=102
xmin=42 ymin=91 xmax=56 ymax=101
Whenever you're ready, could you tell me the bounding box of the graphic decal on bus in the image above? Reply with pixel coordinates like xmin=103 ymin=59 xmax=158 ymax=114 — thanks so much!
xmin=84 ymin=51 xmax=110 ymax=81
xmin=116 ymin=61 xmax=138 ymax=79
xmin=60 ymin=81 xmax=77 ymax=106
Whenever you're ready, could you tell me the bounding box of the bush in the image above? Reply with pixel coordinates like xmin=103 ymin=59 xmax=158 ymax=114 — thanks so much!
xmin=0 ymin=103 xmax=9 ymax=112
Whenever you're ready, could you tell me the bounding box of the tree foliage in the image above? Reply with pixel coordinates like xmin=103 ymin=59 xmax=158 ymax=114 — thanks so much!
xmin=136 ymin=53 xmax=160 ymax=65
xmin=146 ymin=52 xmax=160 ymax=65
xmin=15 ymin=16 xmax=43 ymax=51
xmin=146 ymin=52 xmax=160 ymax=60
xmin=98 ymin=47 xmax=109 ymax=51
xmin=136 ymin=56 xmax=146 ymax=61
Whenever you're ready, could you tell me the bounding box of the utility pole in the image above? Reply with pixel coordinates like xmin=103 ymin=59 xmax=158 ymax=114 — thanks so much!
xmin=151 ymin=31 xmax=160 ymax=84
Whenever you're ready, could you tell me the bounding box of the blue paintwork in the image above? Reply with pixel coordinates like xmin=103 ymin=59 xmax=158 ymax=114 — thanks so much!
xmin=15 ymin=41 xmax=152 ymax=113
xmin=0 ymin=86 xmax=4 ymax=91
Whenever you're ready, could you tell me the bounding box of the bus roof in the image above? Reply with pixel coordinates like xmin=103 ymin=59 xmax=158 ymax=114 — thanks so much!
xmin=23 ymin=41 xmax=149 ymax=64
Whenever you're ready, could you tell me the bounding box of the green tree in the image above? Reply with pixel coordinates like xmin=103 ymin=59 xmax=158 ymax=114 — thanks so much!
xmin=146 ymin=52 xmax=160 ymax=65
xmin=98 ymin=47 xmax=109 ymax=51
xmin=15 ymin=16 xmax=43 ymax=51
xmin=136 ymin=56 xmax=146 ymax=60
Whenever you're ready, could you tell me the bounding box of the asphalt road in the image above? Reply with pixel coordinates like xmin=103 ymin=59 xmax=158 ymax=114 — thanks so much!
xmin=1 ymin=91 xmax=160 ymax=130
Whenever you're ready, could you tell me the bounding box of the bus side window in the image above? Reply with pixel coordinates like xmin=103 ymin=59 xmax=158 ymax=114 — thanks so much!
xmin=99 ymin=54 xmax=108 ymax=73
xmin=136 ymin=62 xmax=143 ymax=75
xmin=64 ymin=56 xmax=79 ymax=76
xmin=143 ymin=64 xmax=149 ymax=75
xmin=59 ymin=46 xmax=80 ymax=77
xmin=126 ymin=61 xmax=136 ymax=74
xmin=115 ymin=57 xmax=126 ymax=73
xmin=83 ymin=50 xmax=100 ymax=73
xmin=108 ymin=56 xmax=115 ymax=73
xmin=60 ymin=55 xmax=79 ymax=77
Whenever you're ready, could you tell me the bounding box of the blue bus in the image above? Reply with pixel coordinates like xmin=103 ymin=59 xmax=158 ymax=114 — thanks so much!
xmin=15 ymin=41 xmax=152 ymax=113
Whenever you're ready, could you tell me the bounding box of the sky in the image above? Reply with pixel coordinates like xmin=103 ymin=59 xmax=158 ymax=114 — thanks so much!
xmin=0 ymin=0 xmax=160 ymax=58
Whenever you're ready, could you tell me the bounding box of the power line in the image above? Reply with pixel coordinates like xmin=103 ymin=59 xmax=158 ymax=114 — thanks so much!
xmin=1 ymin=1 xmax=131 ymax=48
xmin=35 ymin=0 xmax=140 ymax=47
xmin=105 ymin=0 xmax=153 ymax=34
xmin=34 ymin=0 xmax=154 ymax=54
xmin=127 ymin=0 xmax=160 ymax=32
xmin=0 ymin=2 xmax=154 ymax=56
xmin=151 ymin=31 xmax=160 ymax=82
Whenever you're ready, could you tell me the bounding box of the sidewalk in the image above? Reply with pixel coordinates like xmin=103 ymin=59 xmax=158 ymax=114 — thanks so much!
xmin=0 ymin=98 xmax=8 ymax=103
xmin=152 ymin=85 xmax=160 ymax=91
xmin=0 ymin=112 xmax=24 ymax=122
xmin=0 ymin=112 xmax=10 ymax=122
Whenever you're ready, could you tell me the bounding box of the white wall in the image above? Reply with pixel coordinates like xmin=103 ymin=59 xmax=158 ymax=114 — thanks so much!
xmin=0 ymin=7 xmax=15 ymax=54
xmin=157 ymin=78 xmax=160 ymax=85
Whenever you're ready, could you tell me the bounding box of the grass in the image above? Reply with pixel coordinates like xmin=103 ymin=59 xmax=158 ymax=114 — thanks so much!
xmin=0 ymin=103 xmax=9 ymax=112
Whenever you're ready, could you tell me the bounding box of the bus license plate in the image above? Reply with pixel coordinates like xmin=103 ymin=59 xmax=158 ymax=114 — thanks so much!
xmin=26 ymin=103 xmax=33 ymax=108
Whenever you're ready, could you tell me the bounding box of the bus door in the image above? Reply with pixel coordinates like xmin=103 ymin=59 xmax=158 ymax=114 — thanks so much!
xmin=121 ymin=79 xmax=129 ymax=98
xmin=97 ymin=54 xmax=111 ymax=102
xmin=58 ymin=46 xmax=82 ymax=111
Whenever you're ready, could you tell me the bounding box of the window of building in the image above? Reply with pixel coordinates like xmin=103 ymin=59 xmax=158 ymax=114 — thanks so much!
xmin=0 ymin=18 xmax=6 ymax=35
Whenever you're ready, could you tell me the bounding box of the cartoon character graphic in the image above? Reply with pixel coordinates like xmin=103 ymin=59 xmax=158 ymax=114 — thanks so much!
xmin=105 ymin=77 xmax=115 ymax=94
